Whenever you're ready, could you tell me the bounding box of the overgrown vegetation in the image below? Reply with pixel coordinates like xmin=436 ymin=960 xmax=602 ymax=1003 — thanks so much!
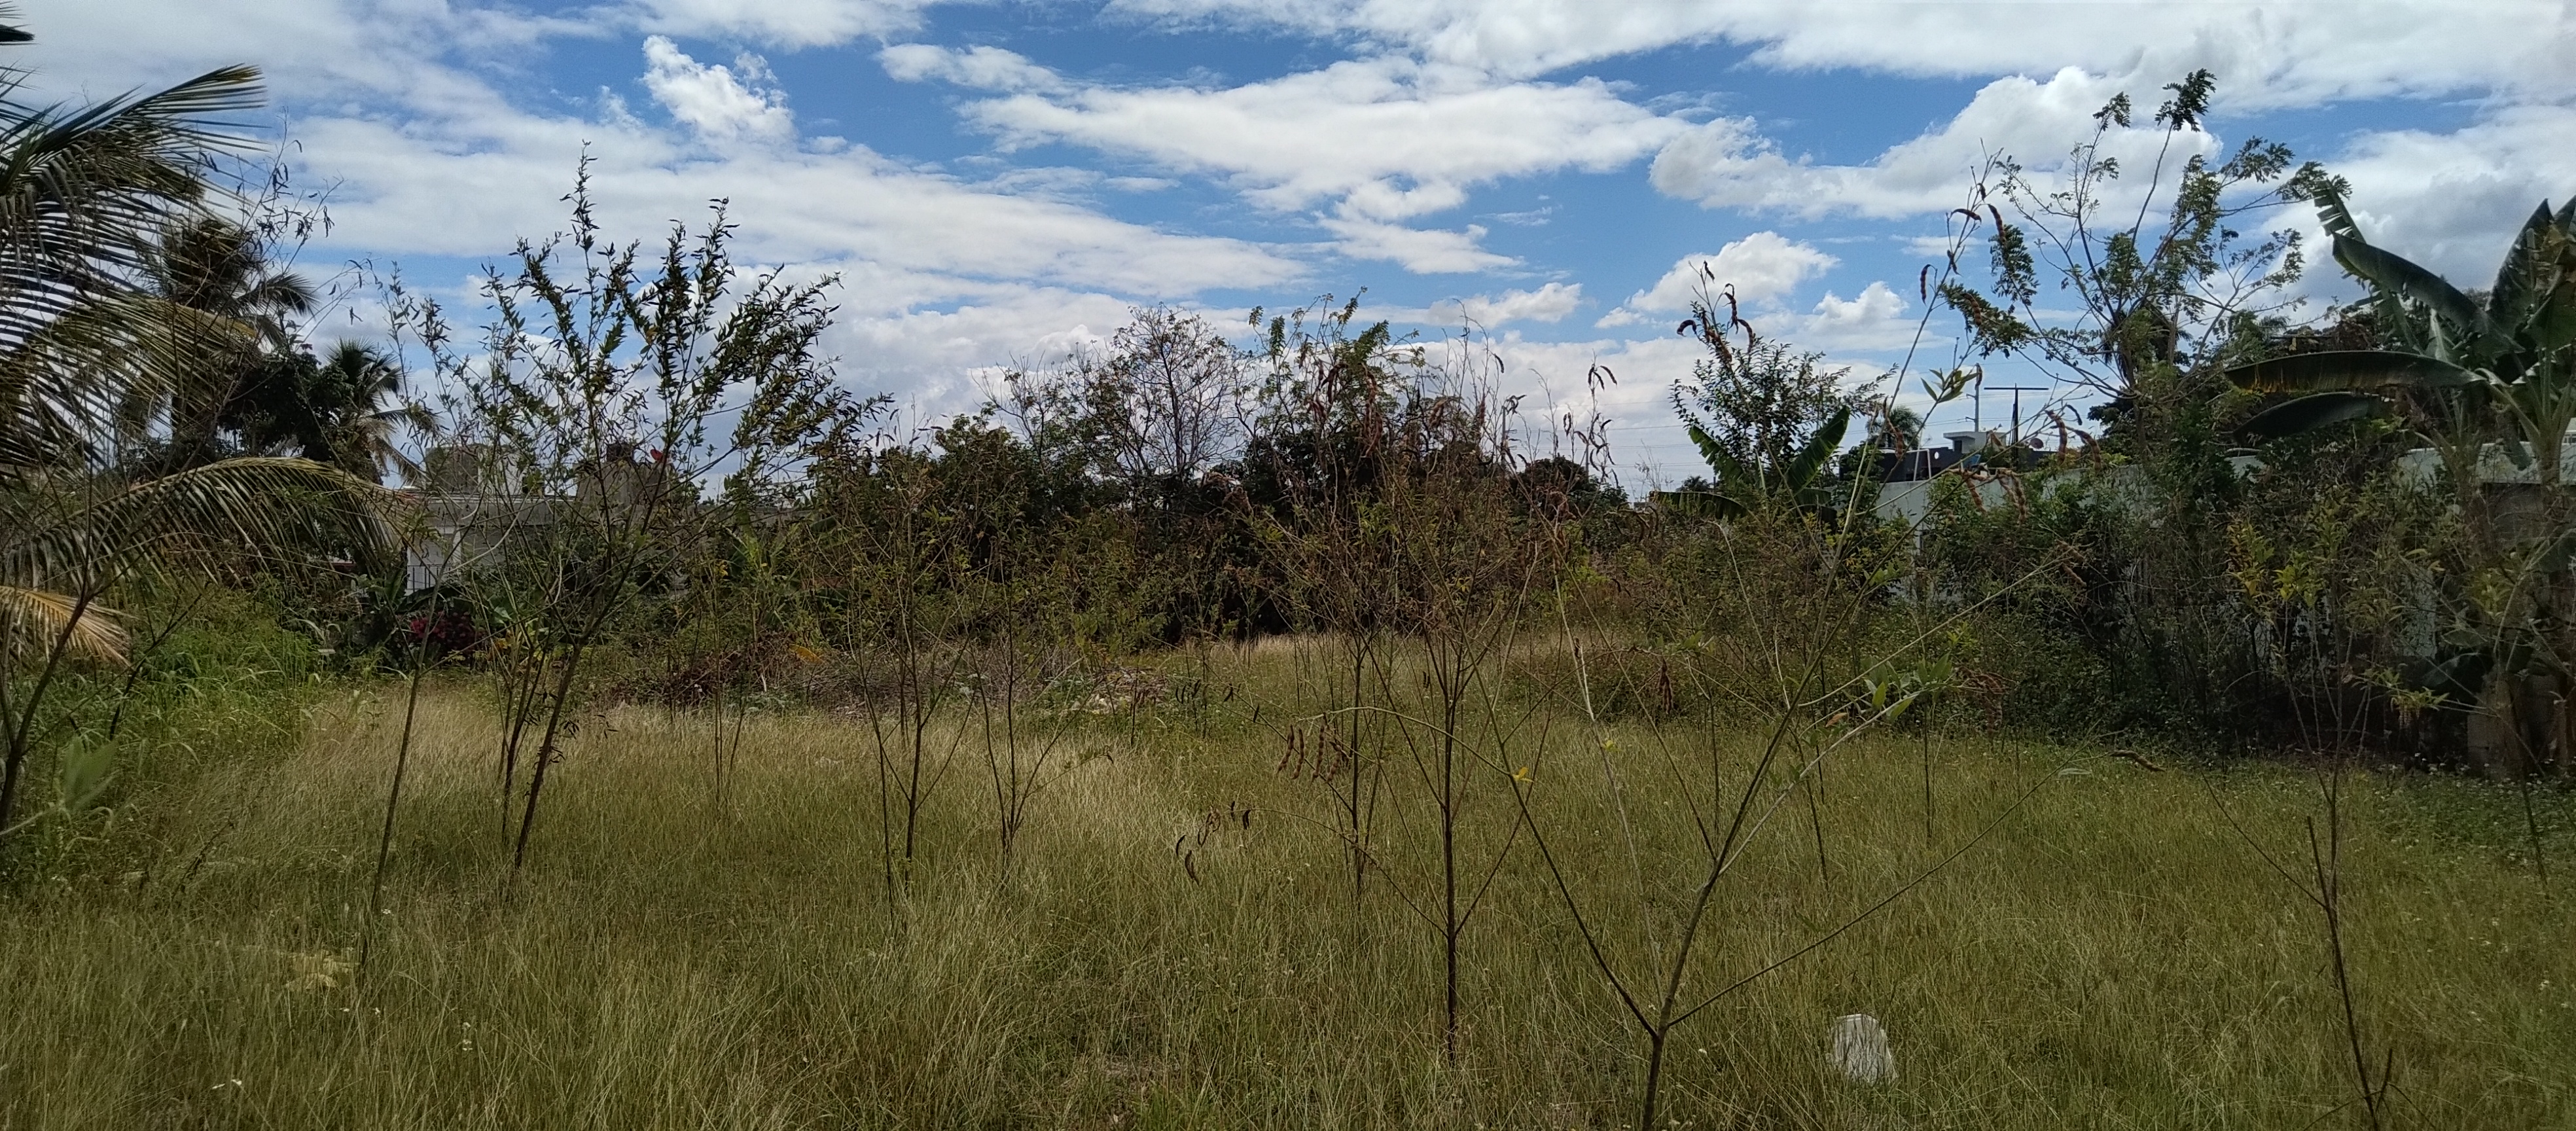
xmin=5 ymin=653 xmax=2570 ymax=1128
xmin=1 ymin=16 xmax=2569 ymax=1128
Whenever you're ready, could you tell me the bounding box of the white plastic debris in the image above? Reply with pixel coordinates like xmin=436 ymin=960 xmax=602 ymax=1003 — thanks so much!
xmin=1829 ymin=1013 xmax=1897 ymax=1083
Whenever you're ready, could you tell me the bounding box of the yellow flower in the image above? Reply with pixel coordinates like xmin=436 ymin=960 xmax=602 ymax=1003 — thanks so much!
xmin=1512 ymin=766 xmax=1532 ymax=783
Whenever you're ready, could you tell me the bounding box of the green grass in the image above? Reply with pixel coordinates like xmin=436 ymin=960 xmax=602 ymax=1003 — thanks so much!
xmin=3 ymin=637 xmax=2571 ymax=1129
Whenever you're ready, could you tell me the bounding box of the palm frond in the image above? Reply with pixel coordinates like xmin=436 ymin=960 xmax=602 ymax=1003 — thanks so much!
xmin=0 ymin=582 xmax=125 ymax=665
xmin=5 ymin=457 xmax=400 ymax=590
xmin=0 ymin=65 xmax=263 ymax=274
xmin=0 ymin=64 xmax=269 ymax=473
xmin=0 ymin=287 xmax=247 ymax=468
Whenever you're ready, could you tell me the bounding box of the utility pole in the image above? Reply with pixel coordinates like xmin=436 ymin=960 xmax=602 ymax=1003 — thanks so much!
xmin=1986 ymin=386 xmax=2049 ymax=447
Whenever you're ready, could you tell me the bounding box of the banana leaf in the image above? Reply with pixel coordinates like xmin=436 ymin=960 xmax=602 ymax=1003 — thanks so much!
xmin=2522 ymin=221 xmax=2576 ymax=351
xmin=2225 ymin=350 xmax=2482 ymax=394
xmin=1684 ymin=423 xmax=1749 ymax=489
xmin=2486 ymin=203 xmax=2564 ymax=337
xmin=2240 ymin=391 xmax=2386 ymax=438
xmin=1783 ymin=406 xmax=1852 ymax=494
xmin=2332 ymin=234 xmax=2497 ymax=351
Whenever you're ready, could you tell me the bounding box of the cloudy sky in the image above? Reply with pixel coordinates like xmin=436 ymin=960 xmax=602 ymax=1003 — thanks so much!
xmin=24 ymin=0 xmax=2576 ymax=482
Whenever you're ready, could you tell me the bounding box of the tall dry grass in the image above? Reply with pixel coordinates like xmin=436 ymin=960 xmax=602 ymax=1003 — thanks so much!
xmin=1 ymin=639 xmax=2569 ymax=1128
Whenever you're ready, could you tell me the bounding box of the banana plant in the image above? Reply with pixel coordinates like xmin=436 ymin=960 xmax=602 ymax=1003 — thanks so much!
xmin=1653 ymin=404 xmax=1853 ymax=520
xmin=2229 ymin=187 xmax=2576 ymax=489
xmin=2227 ymin=187 xmax=2576 ymax=766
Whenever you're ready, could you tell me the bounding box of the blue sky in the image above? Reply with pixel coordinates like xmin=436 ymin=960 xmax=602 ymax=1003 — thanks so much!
xmin=27 ymin=1 xmax=2576 ymax=484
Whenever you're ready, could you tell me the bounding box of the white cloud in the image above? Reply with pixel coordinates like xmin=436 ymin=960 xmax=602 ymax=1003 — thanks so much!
xmin=1706 ymin=1 xmax=2576 ymax=109
xmin=1372 ymin=281 xmax=1585 ymax=327
xmin=2314 ymin=103 xmax=2576 ymax=286
xmin=1652 ymin=69 xmax=2215 ymax=219
xmin=1105 ymin=2 xmax=2571 ymax=296
xmin=885 ymin=48 xmax=1685 ymax=270
xmin=1789 ymin=281 xmax=1916 ymax=351
xmin=827 ymin=282 xmax=1144 ymax=411
xmin=1104 ymin=1 xmax=2576 ymax=105
xmin=643 ymin=37 xmax=795 ymax=145
xmin=630 ymin=0 xmax=942 ymax=49
xmin=927 ymin=55 xmax=1685 ymax=219
xmin=17 ymin=0 xmax=582 ymax=115
xmin=1626 ymin=232 xmax=1837 ymax=316
xmin=399 ymin=149 xmax=1279 ymax=423
xmin=15 ymin=0 xmax=1317 ymax=431
xmin=1600 ymin=272 xmax=1918 ymax=353
xmin=879 ymin=43 xmax=1068 ymax=94
xmin=1466 ymin=324 xmax=1926 ymax=488
xmin=296 ymin=111 xmax=1298 ymax=296
xmin=1319 ymin=217 xmax=1514 ymax=274
xmin=1458 ymin=330 xmax=1712 ymax=480
xmin=1461 ymin=281 xmax=1582 ymax=325
xmin=1093 ymin=3 xmax=2573 ymax=295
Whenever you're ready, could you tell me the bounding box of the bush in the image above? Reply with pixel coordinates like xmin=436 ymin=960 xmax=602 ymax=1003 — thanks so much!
xmin=3 ymin=581 xmax=325 ymax=883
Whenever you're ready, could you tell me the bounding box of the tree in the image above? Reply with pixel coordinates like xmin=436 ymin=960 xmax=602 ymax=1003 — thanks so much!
xmin=1006 ymin=304 xmax=1249 ymax=508
xmin=1869 ymin=403 xmax=1925 ymax=452
xmin=139 ymin=216 xmax=317 ymax=470
xmin=198 ymin=340 xmax=437 ymax=484
xmin=305 ymin=342 xmax=436 ymax=483
xmin=1939 ymin=71 xmax=2335 ymax=415
xmin=2227 ymin=187 xmax=2576 ymax=773
xmin=0 ymin=28 xmax=393 ymax=841
xmin=2230 ymin=188 xmax=2576 ymax=487
xmin=1923 ymin=70 xmax=2355 ymax=740
xmin=404 ymin=167 xmax=848 ymax=873
xmin=1658 ymin=281 xmax=1867 ymax=517
xmin=0 ymin=57 xmax=268 ymax=473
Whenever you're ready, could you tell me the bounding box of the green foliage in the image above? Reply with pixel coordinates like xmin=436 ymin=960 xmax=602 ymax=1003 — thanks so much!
xmin=2226 ymin=187 xmax=2576 ymax=479
xmin=1 ymin=580 xmax=319 ymax=871
xmin=138 ymin=216 xmax=319 ymax=472
xmin=1659 ymin=291 xmax=1871 ymax=518
xmin=383 ymin=162 xmax=857 ymax=870
xmin=1929 ymin=69 xmax=2337 ymax=544
xmin=2219 ymin=185 xmax=2576 ymax=769
xmin=0 ymin=29 xmax=394 ymax=846
xmin=1903 ymin=71 xmax=2537 ymax=759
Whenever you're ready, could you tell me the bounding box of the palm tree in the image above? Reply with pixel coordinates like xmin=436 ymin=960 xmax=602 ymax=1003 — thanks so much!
xmin=0 ymin=40 xmax=264 ymax=473
xmin=1870 ymin=404 xmax=1925 ymax=452
xmin=309 ymin=341 xmax=436 ymax=484
xmin=0 ymin=16 xmax=397 ymax=836
xmin=141 ymin=215 xmax=317 ymax=471
xmin=213 ymin=341 xmax=437 ymax=483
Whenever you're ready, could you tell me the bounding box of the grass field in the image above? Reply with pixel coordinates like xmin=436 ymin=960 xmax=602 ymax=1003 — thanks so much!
xmin=3 ymin=637 xmax=2571 ymax=1129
